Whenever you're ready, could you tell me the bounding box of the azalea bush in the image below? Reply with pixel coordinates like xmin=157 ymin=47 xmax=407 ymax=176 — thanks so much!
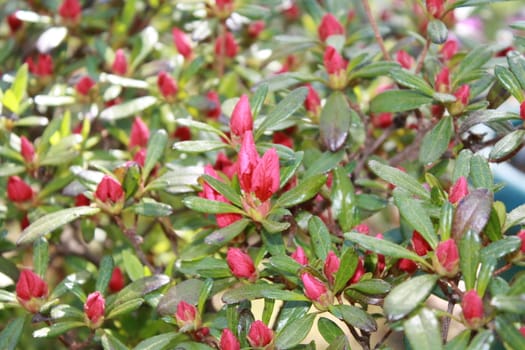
xmin=2 ymin=0 xmax=525 ymax=349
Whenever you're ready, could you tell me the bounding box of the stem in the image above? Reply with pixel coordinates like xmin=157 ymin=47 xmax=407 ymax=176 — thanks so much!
xmin=361 ymin=0 xmax=391 ymax=61
xmin=389 ymin=122 xmax=433 ymax=166
xmin=353 ymin=127 xmax=394 ymax=177
xmin=441 ymin=300 xmax=455 ymax=343
xmin=415 ymin=39 xmax=430 ymax=74
xmin=113 ymin=216 xmax=156 ymax=273
xmin=157 ymin=217 xmax=179 ymax=255
xmin=374 ymin=329 xmax=392 ymax=350
xmin=494 ymin=263 xmax=512 ymax=276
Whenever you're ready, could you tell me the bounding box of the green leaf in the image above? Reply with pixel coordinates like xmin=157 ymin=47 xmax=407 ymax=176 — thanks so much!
xmin=17 ymin=207 xmax=101 ymax=245
xmin=0 ymin=164 xmax=25 ymax=177
xmin=132 ymin=332 xmax=178 ymax=350
xmin=444 ymin=330 xmax=470 ymax=350
xmin=326 ymin=335 xmax=350 ymax=350
xmin=34 ymin=95 xmax=76 ymax=107
xmin=384 ymin=274 xmax=438 ymax=321
xmin=182 ymin=196 xmax=244 ymax=215
xmin=250 ymin=83 xmax=269 ymax=118
xmin=308 ymin=216 xmax=332 ymax=261
xmin=507 ymin=51 xmax=525 ymax=90
xmin=504 ymin=203 xmax=525 ymax=231
xmin=491 ymin=295 xmax=525 ymax=314
xmin=175 ymin=118 xmax=226 ymax=138
xmin=33 ymin=237 xmax=49 ymax=278
xmin=33 ymin=322 xmax=85 ymax=338
xmin=201 ymin=175 xmax=242 ymax=207
xmin=262 ymin=219 xmax=290 ymax=234
xmin=100 ymin=73 xmax=149 ymax=89
xmin=480 ymin=236 xmax=521 ymax=261
xmin=11 ymin=63 xmax=28 ymax=102
xmin=276 ymin=301 xmax=311 ymax=332
xmin=349 ymin=61 xmax=400 ymax=79
xmin=427 ymin=20 xmax=448 ymax=44
xmin=279 ymin=151 xmax=304 ymax=188
xmin=454 ymin=46 xmax=493 ymax=85
xmin=330 ymin=304 xmax=377 ymax=332
xmin=134 ymin=198 xmax=173 ymax=217
xmin=173 ymin=140 xmax=227 ymax=152
xmin=369 ymin=160 xmax=430 ymax=199
xmin=476 ymin=257 xmax=496 ymax=297
xmin=333 ymin=248 xmax=359 ymax=294
xmin=494 ymin=65 xmax=524 ymax=101
xmin=419 ymin=116 xmax=453 ymax=165
xmin=390 ymin=69 xmax=435 ymax=96
xmin=466 ymin=329 xmax=494 ymax=350
xmin=319 ymin=91 xmax=351 ymax=152
xmin=274 ymin=174 xmax=327 ymax=209
xmin=131 ymin=26 xmax=159 ymax=70
xmin=349 ymin=279 xmax=391 ymax=295
xmin=459 ymin=230 xmax=481 ymax=291
xmin=370 ymin=90 xmax=433 ymax=113
xmin=50 ymin=304 xmax=87 ymax=321
xmin=204 ymin=218 xmax=251 ymax=245
xmin=459 ymin=110 xmax=519 ymax=134
xmin=495 ymin=316 xmax=525 ymax=350
xmin=275 ymin=313 xmax=316 ymax=349
xmin=303 ymin=151 xmax=345 ymax=179
xmin=100 ymin=96 xmax=158 ymax=121
xmin=393 ymin=189 xmax=438 ymax=248
xmin=145 ymin=166 xmax=202 ymax=193
xmin=101 ymin=332 xmax=130 ymax=350
xmin=107 ymin=298 xmax=144 ymax=319
xmin=157 ymin=279 xmax=205 ymax=316
xmin=489 ymin=130 xmax=525 ymax=162
xmin=404 ymin=308 xmax=443 ymax=350
xmin=330 ymin=166 xmax=357 ymax=231
xmin=452 ymin=189 xmax=493 ymax=240
xmin=122 ymin=250 xmax=144 ymax=281
xmin=453 ymin=149 xmax=473 ymax=182
xmin=96 ymin=256 xmax=114 ymax=293
xmin=317 ymin=318 xmax=345 ymax=344
xmin=255 ymin=87 xmax=307 ymax=139
xmin=107 ymin=275 xmax=169 ymax=314
xmin=124 ymin=163 xmax=142 ymax=199
xmin=144 ymin=129 xmax=167 ymax=179
xmin=469 ymin=155 xmax=493 ymax=190
xmin=0 ymin=317 xmax=25 ymax=350
xmin=222 ymin=283 xmax=307 ymax=304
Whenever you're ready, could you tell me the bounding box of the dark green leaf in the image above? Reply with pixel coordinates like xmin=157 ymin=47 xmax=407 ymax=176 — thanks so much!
xmin=0 ymin=317 xmax=24 ymax=350
xmin=333 ymin=248 xmax=358 ymax=293
xmin=182 ymin=196 xmax=244 ymax=215
xmin=308 ymin=216 xmax=332 ymax=261
xmin=469 ymin=155 xmax=493 ymax=190
xmin=384 ymin=274 xmax=438 ymax=321
xmin=370 ymin=90 xmax=433 ymax=113
xmin=331 ymin=166 xmax=357 ymax=231
xmin=452 ymin=189 xmax=493 ymax=240
xmin=173 ymin=140 xmax=227 ymax=152
xmin=494 ymin=65 xmax=524 ymax=101
xmin=204 ymin=218 xmax=251 ymax=245
xmin=326 ymin=335 xmax=350 ymax=350
xmin=122 ymin=250 xmax=144 ymax=281
xmin=427 ymin=20 xmax=448 ymax=44
xmin=489 ymin=130 xmax=525 ymax=162
xmin=507 ymin=51 xmax=525 ymax=90
xmin=144 ymin=129 xmax=167 ymax=179
xmin=476 ymin=257 xmax=496 ymax=297
xmin=419 ymin=116 xmax=453 ymax=165
xmin=250 ymin=83 xmax=268 ymax=118
xmin=330 ymin=304 xmax=377 ymax=332
xmin=369 ymin=160 xmax=430 ymax=199
xmin=491 ymin=295 xmax=525 ymax=314
xmin=96 ymin=255 xmax=114 ymax=293
xmin=454 ymin=46 xmax=493 ymax=85
xmin=275 ymin=313 xmax=316 ymax=349
xmin=444 ymin=330 xmax=470 ymax=350
xmin=276 ymin=301 xmax=311 ymax=332
xmin=175 ymin=118 xmax=225 ymax=138
xmin=157 ymin=279 xmax=204 ymax=316
xmin=480 ymin=236 xmax=521 ymax=261
xmin=466 ymin=329 xmax=494 ymax=350
xmin=320 ymin=91 xmax=351 ymax=152
xmin=453 ymin=150 xmax=473 ymax=182
xmin=404 ymin=308 xmax=443 ymax=350
xmin=459 ymin=110 xmax=519 ymax=134
xmin=459 ymin=230 xmax=481 ymax=291
xmin=274 ymin=174 xmax=327 ymax=209
xmin=101 ymin=332 xmax=130 ymax=350
xmin=504 ymin=203 xmax=525 ymax=231
xmin=134 ymin=198 xmax=173 ymax=217
xmin=202 ymin=175 xmax=242 ymax=207
xmin=100 ymin=96 xmax=157 ymax=121
xmin=350 ymin=61 xmax=400 ymax=79
xmin=107 ymin=275 xmax=169 ymax=314
xmin=390 ymin=69 xmax=435 ymax=96
xmin=268 ymin=255 xmax=302 ymax=276
xmin=33 ymin=322 xmax=85 ymax=338
xmin=33 ymin=237 xmax=48 ymax=278
xmin=303 ymin=151 xmax=344 ymax=179
xmin=222 ymin=283 xmax=307 ymax=304
xmin=132 ymin=332 xmax=178 ymax=350
xmin=317 ymin=318 xmax=345 ymax=344
xmin=349 ymin=279 xmax=391 ymax=295
xmin=495 ymin=316 xmax=525 ymax=350
xmin=107 ymin=298 xmax=144 ymax=319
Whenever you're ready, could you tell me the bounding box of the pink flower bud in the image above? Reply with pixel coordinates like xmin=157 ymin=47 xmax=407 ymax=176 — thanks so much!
xmin=175 ymin=301 xmax=198 ymax=329
xmin=354 ymin=224 xmax=370 ymax=234
xmin=349 ymin=257 xmax=365 ymax=284
xmin=59 ymin=0 xmax=82 ymax=22
xmin=75 ymin=76 xmax=96 ymax=96
xmin=20 ymin=136 xmax=35 ymax=163
xmin=133 ymin=148 xmax=146 ymax=167
xmin=84 ymin=291 xmax=105 ymax=327
xmin=397 ymin=258 xmax=418 ymax=274
xmin=75 ymin=194 xmax=90 ymax=206
xmin=216 ymin=212 xmax=242 ymax=228
xmin=230 ymin=95 xmax=253 ymax=137
xmin=7 ymin=176 xmax=33 ymax=202
xmin=252 ymin=149 xmax=280 ymax=202
xmin=206 ymin=91 xmax=221 ymax=119
xmin=26 ymin=54 xmax=53 ymax=77
xmin=283 ymin=2 xmax=300 ymax=21
xmin=520 ymin=327 xmax=525 ymax=338
xmin=412 ymin=231 xmax=432 ymax=256
xmin=226 ymin=248 xmax=256 ymax=279
xmin=426 ymin=0 xmax=444 ymax=18
xmin=461 ymin=290 xmax=484 ymax=328
xmin=16 ymin=269 xmax=48 ymax=313
xmin=372 ymin=113 xmax=393 ymax=129
xmin=301 ymin=273 xmax=328 ymax=302
xmin=304 ymin=84 xmax=321 ymax=115
xmin=215 ymin=32 xmax=238 ymax=58
xmin=112 ymin=49 xmax=128 ymax=75
xmin=441 ymin=40 xmax=458 ymax=61
xmin=238 ymin=131 xmax=260 ymax=193
xmin=318 ymin=13 xmax=345 ymax=42
xmin=324 ymin=251 xmax=340 ymax=285
xmin=220 ymin=328 xmax=240 ymax=350
xmin=454 ymin=85 xmax=470 ymax=106
xmin=518 ymin=230 xmax=525 ymax=253
xmin=449 ymin=176 xmax=469 ymax=204
xmin=396 ymin=50 xmax=414 ymax=69
xmin=323 ymin=46 xmax=347 ymax=75
xmin=247 ymin=321 xmax=274 ymax=348
xmin=247 ymin=21 xmax=265 ymax=39
xmin=434 ymin=239 xmax=460 ymax=277
xmin=214 ymin=153 xmax=235 ymax=178
xmin=173 ymin=126 xmax=191 ymax=141
xmin=157 ymin=71 xmax=178 ymax=99
xmin=7 ymin=13 xmax=23 ymax=33
xmin=291 ymin=246 xmax=308 ymax=265
xmin=435 ymin=67 xmax=450 ymax=93
xmin=273 ymin=131 xmax=294 ymax=149
xmin=95 ymin=176 xmax=124 ymax=203
xmin=108 ymin=267 xmax=125 ymax=293
xmin=172 ymin=28 xmax=192 ymax=59
xmin=129 ymin=117 xmax=150 ymax=149
xmin=521 ymin=101 xmax=525 ymax=120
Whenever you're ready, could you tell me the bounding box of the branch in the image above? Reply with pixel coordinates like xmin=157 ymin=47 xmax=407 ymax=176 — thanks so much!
xmin=361 ymin=0 xmax=391 ymax=61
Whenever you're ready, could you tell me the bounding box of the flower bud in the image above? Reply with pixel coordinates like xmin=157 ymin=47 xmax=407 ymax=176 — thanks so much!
xmin=215 ymin=32 xmax=238 ymax=58
xmin=441 ymin=40 xmax=458 ymax=61
xmin=16 ymin=269 xmax=48 ymax=313
xmin=520 ymin=101 xmax=525 ymax=120
xmin=461 ymin=290 xmax=484 ymax=328
xmin=448 ymin=85 xmax=470 ymax=115
xmin=230 ymin=95 xmax=253 ymax=137
xmin=206 ymin=91 xmax=221 ymax=119
xmin=426 ymin=0 xmax=444 ymax=18
xmin=283 ymin=2 xmax=300 ymax=21
xmin=412 ymin=231 xmax=432 ymax=256
xmin=129 ymin=117 xmax=150 ymax=150
xmin=108 ymin=267 xmax=125 ymax=293
xmin=247 ymin=321 xmax=274 ymax=348
xmin=354 ymin=224 xmax=370 ymax=234
xmin=252 ymin=149 xmax=280 ymax=202
xmin=517 ymin=230 xmax=525 ymax=253
xmin=215 ymin=0 xmax=234 ymax=18
xmin=397 ymin=258 xmax=418 ymax=274
xmin=20 ymin=136 xmax=35 ymax=163
xmin=7 ymin=13 xmax=23 ymax=33
xmin=176 ymin=301 xmax=198 ymax=330
xmin=273 ymin=131 xmax=293 ymax=149
xmin=304 ymin=84 xmax=321 ymax=117
xmin=324 ymin=251 xmax=340 ymax=285
xmin=95 ymin=176 xmax=124 ymax=203
xmin=318 ymin=13 xmax=345 ymax=42
xmin=301 ymin=273 xmax=328 ymax=302
xmin=372 ymin=113 xmax=393 ymax=129
xmin=323 ymin=46 xmax=347 ymax=89
xmin=238 ymin=131 xmax=260 ymax=192
xmin=7 ymin=176 xmax=33 ymax=202
xmin=349 ymin=257 xmax=365 ymax=284
xmin=434 ymin=239 xmax=459 ymax=277
xmin=21 ymin=214 xmax=30 ymax=230
xmin=112 ymin=49 xmax=128 ymax=75
xmin=226 ymin=248 xmax=256 ymax=280
xmin=435 ymin=67 xmax=450 ymax=93
xmin=247 ymin=21 xmax=265 ymax=39
xmin=172 ymin=28 xmax=192 ymax=59
xmin=84 ymin=291 xmax=105 ymax=328
xmin=59 ymin=0 xmax=82 ymax=22
xmin=26 ymin=54 xmax=53 ymax=77
xmin=449 ymin=176 xmax=469 ymax=204
xmin=75 ymin=76 xmax=96 ymax=96
xmin=220 ymin=328 xmax=240 ymax=350
xmin=396 ymin=50 xmax=414 ymax=69
xmin=291 ymin=246 xmax=308 ymax=265
xmin=157 ymin=71 xmax=178 ymax=100
xmin=173 ymin=126 xmax=191 ymax=141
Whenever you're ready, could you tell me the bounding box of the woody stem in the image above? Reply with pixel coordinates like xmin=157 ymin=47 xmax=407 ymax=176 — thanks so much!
xmin=361 ymin=0 xmax=391 ymax=61
xmin=113 ymin=215 xmax=155 ymax=273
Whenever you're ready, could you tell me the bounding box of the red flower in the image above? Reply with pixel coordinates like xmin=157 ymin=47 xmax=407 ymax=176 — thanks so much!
xmin=7 ymin=13 xmax=23 ymax=33
xmin=16 ymin=269 xmax=48 ymax=313
xmin=59 ymin=0 xmax=82 ymax=21
xmin=94 ymin=176 xmax=124 ymax=203
xmin=26 ymin=54 xmax=53 ymax=77
xmin=291 ymin=246 xmax=308 ymax=265
xmin=397 ymin=258 xmax=418 ymax=274
xmin=172 ymin=27 xmax=192 ymax=59
xmin=324 ymin=251 xmax=340 ymax=285
xmin=75 ymin=194 xmax=90 ymax=206
xmin=75 ymin=76 xmax=96 ymax=96
xmin=84 ymin=291 xmax=105 ymax=327
xmin=441 ymin=40 xmax=458 ymax=61
xmin=461 ymin=290 xmax=484 ymax=328
xmin=301 ymin=273 xmax=328 ymax=302
xmin=112 ymin=49 xmax=128 ymax=75
xmin=129 ymin=117 xmax=150 ymax=150
xmin=323 ymin=46 xmax=347 ymax=75
xmin=206 ymin=91 xmax=221 ymax=119
xmin=226 ymin=248 xmax=256 ymax=280
xmin=453 ymin=85 xmax=470 ymax=107
xmin=426 ymin=0 xmax=444 ymax=18
xmin=435 ymin=67 xmax=450 ymax=93
xmin=176 ymin=301 xmax=198 ymax=329
xmin=7 ymin=176 xmax=33 ymax=202
xmin=214 ymin=153 xmax=236 ymax=178
xmin=108 ymin=267 xmax=125 ymax=293
xmin=215 ymin=32 xmax=238 ymax=58
xmin=238 ymin=131 xmax=260 ymax=193
xmin=248 ymin=20 xmax=265 ymax=39
xmin=434 ymin=239 xmax=460 ymax=277
xmin=20 ymin=136 xmax=35 ymax=163
xmin=220 ymin=328 xmax=240 ymax=350
xmin=412 ymin=231 xmax=432 ymax=256
xmin=318 ymin=13 xmax=345 ymax=42
xmin=215 ymin=0 xmax=234 ymax=14
xmin=157 ymin=71 xmax=178 ymax=99
xmin=396 ymin=50 xmax=414 ymax=69
xmin=230 ymin=95 xmax=253 ymax=137
xmin=304 ymin=84 xmax=321 ymax=115
xmin=449 ymin=176 xmax=469 ymax=204
xmin=247 ymin=321 xmax=274 ymax=348
xmin=251 ymin=148 xmax=280 ymax=202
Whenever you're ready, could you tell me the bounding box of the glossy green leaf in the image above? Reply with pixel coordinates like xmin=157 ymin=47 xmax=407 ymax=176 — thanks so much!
xmin=275 ymin=301 xmax=311 ymax=332
xmin=317 ymin=318 xmax=345 ymax=344
xmin=96 ymin=256 xmax=114 ymax=294
xmin=0 ymin=317 xmax=24 ymax=350
xmin=480 ymin=236 xmax=521 ymax=261
xmin=507 ymin=51 xmax=525 ymax=90
xmin=404 ymin=308 xmax=443 ymax=350
xmin=144 ymin=129 xmax=167 ymax=179
xmin=333 ymin=248 xmax=359 ymax=293
xmin=175 ymin=118 xmax=226 ymax=138
xmin=444 ymin=330 xmax=470 ymax=350
xmin=222 ymin=283 xmax=307 ymax=304
xmin=34 ymin=95 xmax=76 ymax=107
xmin=476 ymin=257 xmax=496 ymax=297
xmin=491 ymin=295 xmax=525 ymax=314
xmin=131 ymin=26 xmax=159 ymax=70
xmin=454 ymin=46 xmax=493 ymax=85
xmin=182 ymin=196 xmax=244 ymax=215
xmin=319 ymin=91 xmax=351 ymax=152
xmin=349 ymin=279 xmax=391 ymax=295
xmin=495 ymin=316 xmax=525 ymax=350
xmin=469 ymin=155 xmax=493 ymax=190
xmin=145 ymin=166 xmax=202 ymax=193
xmin=157 ymin=279 xmax=204 ymax=316
xmin=122 ymin=250 xmax=144 ymax=281
xmin=452 ymin=189 xmax=493 ymax=240
xmin=466 ymin=329 xmax=494 ymax=350
xmin=384 ymin=274 xmax=438 ymax=321
xmin=33 ymin=237 xmax=49 ymax=278
xmin=494 ymin=65 xmax=524 ymax=101
xmin=173 ymin=140 xmax=227 ymax=152
xmin=330 ymin=304 xmax=377 ymax=332
xmin=326 ymin=335 xmax=350 ymax=350
xmin=308 ymin=216 xmax=332 ymax=261
xmin=303 ymin=151 xmax=344 ymax=179
xmin=453 ymin=150 xmax=473 ymax=182
xmin=275 ymin=313 xmax=316 ymax=349
xmin=101 ymin=332 xmax=130 ymax=350
xmin=369 ymin=160 xmax=430 ymax=199
xmin=33 ymin=322 xmax=85 ymax=338
xmin=250 ymin=83 xmax=268 ymax=118
xmin=370 ymin=90 xmax=433 ymax=113
xmin=390 ymin=69 xmax=435 ymax=96
xmin=504 ymin=203 xmax=525 ymax=231
xmin=350 ymin=61 xmax=400 ymax=79
xmin=107 ymin=275 xmax=169 ymax=314
xmin=419 ymin=116 xmax=453 ymax=165
xmin=274 ymin=174 xmax=327 ymax=209
xmin=204 ymin=218 xmax=251 ymax=245
xmin=134 ymin=198 xmax=173 ymax=217
xmin=132 ymin=332 xmax=178 ymax=350
xmin=268 ymin=255 xmax=302 ymax=276
xmin=427 ymin=20 xmax=448 ymax=44
xmin=459 ymin=110 xmax=518 ymax=134
xmin=489 ymin=130 xmax=525 ymax=162
xmin=201 ymin=175 xmax=242 ymax=207
xmin=459 ymin=230 xmax=481 ymax=291
xmin=107 ymin=298 xmax=144 ymax=319
xmin=331 ymin=166 xmax=357 ymax=231
xmin=100 ymin=96 xmax=157 ymax=121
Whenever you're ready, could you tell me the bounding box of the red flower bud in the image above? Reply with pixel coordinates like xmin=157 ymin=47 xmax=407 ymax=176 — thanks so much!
xmin=461 ymin=290 xmax=484 ymax=328
xmin=94 ymin=176 xmax=124 ymax=203
xmin=230 ymin=95 xmax=253 ymax=137
xmin=173 ymin=126 xmax=191 ymax=141
xmin=273 ymin=131 xmax=293 ymax=149
xmin=397 ymin=258 xmax=418 ymax=274
xmin=215 ymin=32 xmax=238 ymax=58
xmin=291 ymin=246 xmax=308 ymax=265
xmin=7 ymin=176 xmax=33 ymax=202
xmin=434 ymin=239 xmax=460 ymax=277
xmin=247 ymin=321 xmax=274 ymax=348
xmin=518 ymin=230 xmax=525 ymax=253
xmin=323 ymin=46 xmax=347 ymax=75
xmin=26 ymin=54 xmax=53 ymax=77
xmin=59 ymin=0 xmax=82 ymax=22
xmin=304 ymin=84 xmax=321 ymax=115
xmin=324 ymin=251 xmax=340 ymax=285
xmin=301 ymin=273 xmax=328 ymax=302
xmin=521 ymin=101 xmax=525 ymax=121
xmin=449 ymin=176 xmax=469 ymax=204
xmin=283 ymin=2 xmax=300 ymax=21
xmin=84 ymin=291 xmax=105 ymax=327
xmin=129 ymin=117 xmax=150 ymax=150
xmin=454 ymin=85 xmax=470 ymax=106
xmin=176 ymin=301 xmax=198 ymax=330
xmin=7 ymin=13 xmax=23 ymax=33
xmin=214 ymin=153 xmax=235 ymax=178
xmin=372 ymin=113 xmax=393 ymax=129
xmin=226 ymin=248 xmax=256 ymax=279
xmin=441 ymin=40 xmax=458 ymax=61
xmin=426 ymin=0 xmax=444 ymax=18
xmin=20 ymin=214 xmax=30 ymax=230
xmin=112 ymin=49 xmax=128 ymax=75
xmin=520 ymin=327 xmax=525 ymax=338
xmin=172 ymin=28 xmax=192 ymax=59
xmin=75 ymin=76 xmax=96 ymax=96
xmin=349 ymin=257 xmax=365 ymax=284
xmin=216 ymin=212 xmax=242 ymax=228
xmin=108 ymin=267 xmax=125 ymax=293
xmin=396 ymin=50 xmax=414 ymax=69
xmin=431 ymin=104 xmax=445 ymax=118
xmin=435 ymin=67 xmax=450 ymax=93
xmin=215 ymin=0 xmax=234 ymax=14
xmin=133 ymin=148 xmax=146 ymax=167
xmin=354 ymin=224 xmax=370 ymax=234
xmin=157 ymin=71 xmax=178 ymax=99
xmin=412 ymin=231 xmax=432 ymax=256
xmin=20 ymin=136 xmax=35 ymax=163
xmin=252 ymin=148 xmax=280 ymax=202
xmin=220 ymin=328 xmax=240 ymax=350
xmin=206 ymin=91 xmax=221 ymax=119
xmin=238 ymin=131 xmax=260 ymax=192
xmin=75 ymin=194 xmax=90 ymax=206
xmin=248 ymin=21 xmax=265 ymax=39
xmin=16 ymin=269 xmax=48 ymax=313
xmin=318 ymin=13 xmax=345 ymax=42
